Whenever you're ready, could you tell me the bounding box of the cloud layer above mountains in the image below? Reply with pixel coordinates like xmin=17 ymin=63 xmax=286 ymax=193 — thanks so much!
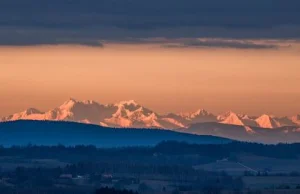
xmin=1 ymin=0 xmax=300 ymax=46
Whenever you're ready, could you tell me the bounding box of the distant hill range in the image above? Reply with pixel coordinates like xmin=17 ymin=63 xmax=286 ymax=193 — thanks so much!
xmin=1 ymin=99 xmax=300 ymax=143
xmin=0 ymin=120 xmax=231 ymax=147
xmin=183 ymin=122 xmax=300 ymax=143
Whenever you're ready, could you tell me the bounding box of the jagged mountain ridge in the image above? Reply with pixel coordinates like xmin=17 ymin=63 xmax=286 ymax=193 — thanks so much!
xmin=1 ymin=98 xmax=299 ymax=129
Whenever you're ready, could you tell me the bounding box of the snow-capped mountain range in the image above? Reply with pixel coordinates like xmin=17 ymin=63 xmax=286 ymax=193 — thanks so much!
xmin=1 ymin=98 xmax=300 ymax=130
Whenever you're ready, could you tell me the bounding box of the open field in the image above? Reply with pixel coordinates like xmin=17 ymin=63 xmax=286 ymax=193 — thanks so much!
xmin=243 ymin=176 xmax=300 ymax=189
xmin=0 ymin=156 xmax=68 ymax=171
xmin=194 ymin=161 xmax=250 ymax=175
xmin=239 ymin=155 xmax=300 ymax=174
xmin=194 ymin=154 xmax=300 ymax=176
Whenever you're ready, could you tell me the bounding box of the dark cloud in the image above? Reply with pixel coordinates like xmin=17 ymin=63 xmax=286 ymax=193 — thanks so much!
xmin=0 ymin=28 xmax=104 ymax=47
xmin=0 ymin=0 xmax=300 ymax=46
xmin=162 ymin=39 xmax=279 ymax=49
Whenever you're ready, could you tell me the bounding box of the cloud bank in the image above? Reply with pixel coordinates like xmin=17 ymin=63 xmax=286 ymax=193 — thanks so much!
xmin=0 ymin=0 xmax=300 ymax=46
xmin=162 ymin=39 xmax=279 ymax=49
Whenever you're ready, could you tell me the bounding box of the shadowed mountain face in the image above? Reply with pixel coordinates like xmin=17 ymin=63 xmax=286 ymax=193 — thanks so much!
xmin=0 ymin=120 xmax=231 ymax=147
xmin=1 ymin=99 xmax=300 ymax=130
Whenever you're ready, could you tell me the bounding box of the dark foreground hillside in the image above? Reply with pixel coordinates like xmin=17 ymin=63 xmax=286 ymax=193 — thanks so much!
xmin=0 ymin=120 xmax=231 ymax=147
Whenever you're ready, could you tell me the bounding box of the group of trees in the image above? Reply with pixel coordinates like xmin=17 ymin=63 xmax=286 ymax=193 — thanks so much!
xmin=0 ymin=162 xmax=243 ymax=194
xmin=154 ymin=141 xmax=300 ymax=159
xmin=0 ymin=187 xmax=136 ymax=194
xmin=95 ymin=187 xmax=138 ymax=194
xmin=1 ymin=141 xmax=299 ymax=163
xmin=244 ymin=170 xmax=300 ymax=177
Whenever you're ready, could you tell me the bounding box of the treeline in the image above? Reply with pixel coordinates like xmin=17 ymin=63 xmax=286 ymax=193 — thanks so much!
xmin=95 ymin=187 xmax=138 ymax=194
xmin=0 ymin=187 xmax=137 ymax=194
xmin=0 ymin=187 xmax=91 ymax=194
xmin=154 ymin=141 xmax=300 ymax=159
xmin=0 ymin=144 xmax=152 ymax=162
xmin=0 ymin=141 xmax=299 ymax=161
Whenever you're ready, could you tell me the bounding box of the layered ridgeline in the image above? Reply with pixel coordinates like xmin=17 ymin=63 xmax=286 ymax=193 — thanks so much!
xmin=0 ymin=120 xmax=231 ymax=147
xmin=1 ymin=99 xmax=300 ymax=143
xmin=1 ymin=98 xmax=300 ymax=129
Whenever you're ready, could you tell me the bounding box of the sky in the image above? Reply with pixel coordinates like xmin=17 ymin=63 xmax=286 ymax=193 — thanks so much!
xmin=0 ymin=0 xmax=300 ymax=117
xmin=1 ymin=42 xmax=300 ymax=117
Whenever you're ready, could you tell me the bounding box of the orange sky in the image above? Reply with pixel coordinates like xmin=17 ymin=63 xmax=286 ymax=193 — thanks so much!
xmin=0 ymin=43 xmax=300 ymax=117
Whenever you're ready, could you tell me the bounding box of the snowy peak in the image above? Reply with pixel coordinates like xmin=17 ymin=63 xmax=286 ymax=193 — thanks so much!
xmin=62 ymin=97 xmax=77 ymax=105
xmin=178 ymin=108 xmax=217 ymax=124
xmin=291 ymin=114 xmax=300 ymax=125
xmin=275 ymin=116 xmax=297 ymax=127
xmin=256 ymin=114 xmax=281 ymax=128
xmin=292 ymin=114 xmax=300 ymax=121
xmin=294 ymin=114 xmax=300 ymax=120
xmin=113 ymin=100 xmax=152 ymax=118
xmin=191 ymin=109 xmax=211 ymax=117
xmin=217 ymin=111 xmax=236 ymax=121
xmin=179 ymin=108 xmax=210 ymax=117
xmin=1 ymin=108 xmax=44 ymax=122
xmin=106 ymin=100 xmax=182 ymax=129
xmin=24 ymin=108 xmax=43 ymax=115
xmin=218 ymin=111 xmax=245 ymax=126
xmin=238 ymin=114 xmax=254 ymax=120
xmin=59 ymin=98 xmax=100 ymax=109
xmin=116 ymin=100 xmax=139 ymax=107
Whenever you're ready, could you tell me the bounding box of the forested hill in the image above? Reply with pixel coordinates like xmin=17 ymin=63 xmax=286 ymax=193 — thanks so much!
xmin=0 ymin=120 xmax=231 ymax=147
